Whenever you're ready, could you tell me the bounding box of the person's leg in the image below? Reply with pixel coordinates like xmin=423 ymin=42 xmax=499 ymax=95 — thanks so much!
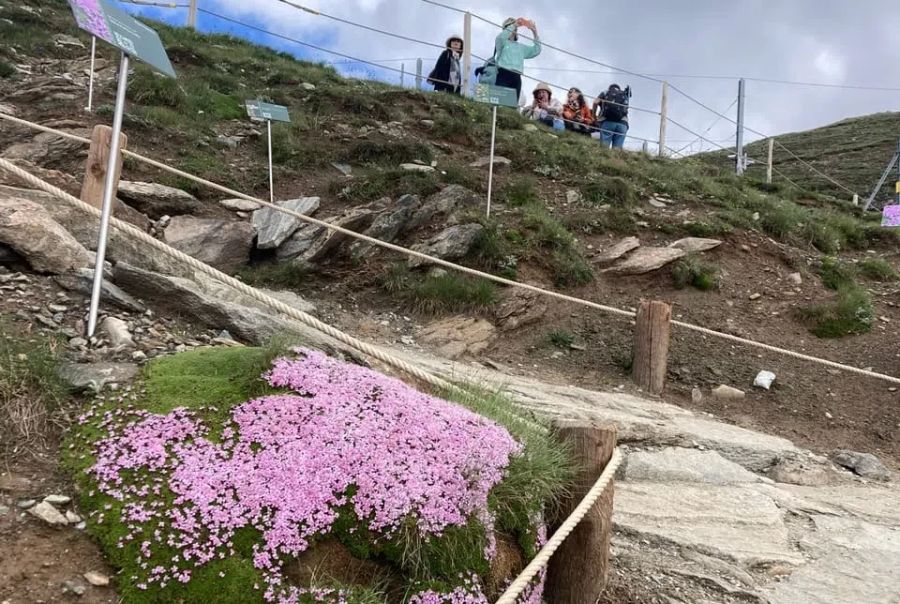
xmin=612 ymin=122 xmax=628 ymax=149
xmin=552 ymin=117 xmax=565 ymax=131
xmin=594 ymin=121 xmax=613 ymax=148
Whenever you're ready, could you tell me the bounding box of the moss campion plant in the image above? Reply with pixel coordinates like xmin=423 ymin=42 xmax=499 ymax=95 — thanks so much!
xmin=75 ymin=349 xmax=549 ymax=603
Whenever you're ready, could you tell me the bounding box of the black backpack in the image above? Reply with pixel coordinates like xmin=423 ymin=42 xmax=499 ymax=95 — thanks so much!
xmin=602 ymin=88 xmax=629 ymax=122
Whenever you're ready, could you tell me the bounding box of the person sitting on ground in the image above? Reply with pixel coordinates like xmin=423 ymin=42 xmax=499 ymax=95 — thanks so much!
xmin=563 ymin=87 xmax=594 ymax=134
xmin=427 ymin=35 xmax=464 ymax=95
xmin=592 ymin=83 xmax=631 ymax=149
xmin=477 ymin=17 xmax=541 ymax=101
xmin=522 ymin=82 xmax=564 ymax=131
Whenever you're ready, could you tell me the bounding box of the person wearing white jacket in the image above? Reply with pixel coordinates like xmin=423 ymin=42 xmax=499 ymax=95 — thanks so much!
xmin=522 ymin=82 xmax=564 ymax=131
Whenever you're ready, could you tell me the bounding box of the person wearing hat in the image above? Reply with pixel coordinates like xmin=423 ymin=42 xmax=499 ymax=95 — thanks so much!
xmin=428 ymin=35 xmax=464 ymax=95
xmin=522 ymin=82 xmax=564 ymax=131
xmin=491 ymin=17 xmax=541 ymax=100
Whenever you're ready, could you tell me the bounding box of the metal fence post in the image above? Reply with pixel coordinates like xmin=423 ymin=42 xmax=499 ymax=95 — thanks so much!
xmin=658 ymin=81 xmax=668 ymax=157
xmin=736 ymin=78 xmax=746 ymax=175
xmin=767 ymin=138 xmax=774 ymax=184
xmin=462 ymin=12 xmax=472 ymax=97
xmin=416 ymin=58 xmax=423 ymax=90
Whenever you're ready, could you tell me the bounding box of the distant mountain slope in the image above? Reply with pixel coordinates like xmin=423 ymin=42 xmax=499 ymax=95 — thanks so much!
xmin=701 ymin=112 xmax=900 ymax=204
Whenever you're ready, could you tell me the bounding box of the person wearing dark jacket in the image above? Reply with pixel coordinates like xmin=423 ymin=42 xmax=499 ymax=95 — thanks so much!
xmin=428 ymin=35 xmax=464 ymax=95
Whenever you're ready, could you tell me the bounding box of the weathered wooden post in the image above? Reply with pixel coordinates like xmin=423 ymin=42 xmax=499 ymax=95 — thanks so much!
xmin=80 ymin=124 xmax=127 ymax=210
xmin=545 ymin=422 xmax=618 ymax=604
xmin=632 ymin=299 xmax=672 ymax=395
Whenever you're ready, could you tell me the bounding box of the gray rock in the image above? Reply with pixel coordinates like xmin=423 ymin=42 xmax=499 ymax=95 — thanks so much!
xmin=713 ymin=385 xmax=746 ymax=401
xmin=770 ymin=458 xmax=834 ymax=486
xmin=669 ymin=237 xmax=723 ymax=253
xmin=565 ymin=190 xmax=583 ymax=204
xmin=833 ymin=450 xmax=891 ymax=482
xmin=252 ymin=197 xmax=320 ymax=250
xmin=470 ymin=156 xmax=511 ymax=169
xmin=58 ymin=362 xmax=139 ymax=392
xmin=602 ymin=246 xmax=686 ymax=275
xmin=117 ymin=181 xmax=202 ymax=219
xmin=0 ymin=504 xmax=9 ymax=516
xmin=399 ymin=163 xmax=435 ymax=173
xmin=28 ymin=501 xmax=68 ymax=526
xmin=647 ymin=198 xmax=667 ymax=208
xmin=215 ymin=134 xmax=243 ymax=149
xmin=2 ymin=131 xmax=87 ymax=165
xmin=54 ymin=34 xmax=85 ymax=48
xmin=418 ymin=317 xmax=496 ymax=360
xmin=616 ymin=482 xmax=803 ymax=567
xmin=409 ymin=224 xmax=484 ymax=268
xmin=350 ymin=198 xmax=421 ymax=258
xmin=408 ymin=185 xmax=479 ymax=231
xmin=495 ymin=290 xmax=548 ymax=331
xmin=43 ymin=494 xmax=71 ymax=506
xmin=300 ymin=82 xmax=316 ymax=91
xmin=54 ymin=269 xmax=146 ymax=313
xmin=276 ymin=224 xmax=326 ymax=261
xmin=220 ymin=197 xmax=261 ymax=212
xmin=524 ymin=124 xmax=539 ymax=132
xmin=622 ymin=448 xmax=763 ymax=485
xmin=62 ymin=581 xmax=86 ymax=596
xmin=594 ymin=236 xmax=640 ymax=264
xmin=256 ymin=288 xmax=316 ymax=315
xmin=164 ymin=216 xmax=255 ymax=272
xmin=0 ymin=193 xmax=92 ymax=274
xmin=65 ymin=511 xmax=82 ymax=524
xmin=788 ymin=272 xmax=803 ymax=286
xmin=302 ymin=208 xmax=376 ymax=264
xmin=331 ymin=162 xmax=352 ymax=176
xmin=101 ymin=316 xmax=134 ymax=349
xmin=83 ymin=572 xmax=110 ymax=587
xmin=0 ymin=185 xmax=195 ymax=279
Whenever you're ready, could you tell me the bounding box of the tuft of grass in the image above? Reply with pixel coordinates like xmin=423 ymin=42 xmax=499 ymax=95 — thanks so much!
xmin=672 ymin=256 xmax=720 ymax=291
xmin=128 ymin=66 xmax=187 ymax=108
xmin=0 ymin=324 xmax=68 ymax=457
xmin=0 ymin=61 xmax=15 ymax=78
xmin=381 ymin=265 xmax=497 ymax=314
xmin=799 ymin=285 xmax=874 ymax=338
xmin=500 ymin=177 xmax=539 ymax=207
xmin=818 ymin=257 xmax=857 ymax=290
xmin=340 ymin=141 xmax=433 ymax=167
xmin=858 ymin=258 xmax=898 ymax=282
xmin=547 ymin=330 xmax=575 ymax=349
xmin=580 ymin=177 xmax=638 ymax=206
xmin=331 ymin=169 xmax=441 ymax=201
xmin=236 ymin=262 xmax=308 ymax=290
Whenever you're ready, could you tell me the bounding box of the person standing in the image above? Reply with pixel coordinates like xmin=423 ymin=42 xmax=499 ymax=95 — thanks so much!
xmin=592 ymin=84 xmax=631 ymax=149
xmin=522 ymin=82 xmax=564 ymax=131
xmin=479 ymin=17 xmax=541 ymax=101
xmin=427 ymin=35 xmax=464 ymax=95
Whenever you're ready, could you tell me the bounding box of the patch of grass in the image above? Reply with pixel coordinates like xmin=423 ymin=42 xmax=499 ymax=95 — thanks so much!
xmin=381 ymin=265 xmax=497 ymax=314
xmin=858 ymin=258 xmax=898 ymax=282
xmin=581 ymin=177 xmax=638 ymax=206
xmin=500 ymin=177 xmax=539 ymax=207
xmin=683 ymin=220 xmax=732 ymax=238
xmin=340 ymin=141 xmax=433 ymax=166
xmin=440 ymin=164 xmax=481 ymax=192
xmin=799 ymin=285 xmax=874 ymax=338
xmin=548 ymin=330 xmax=575 ymax=348
xmin=672 ymin=256 xmax=720 ymax=291
xmin=520 ymin=204 xmax=594 ymax=286
xmin=818 ymin=257 xmax=857 ymax=290
xmin=331 ymin=169 xmax=441 ymax=201
xmin=237 ymin=262 xmax=308 ymax=289
xmin=128 ymin=66 xmax=187 ymax=108
xmin=0 ymin=324 xmax=68 ymax=456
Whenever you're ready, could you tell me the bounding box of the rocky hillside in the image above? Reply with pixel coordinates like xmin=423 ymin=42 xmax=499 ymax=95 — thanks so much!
xmin=701 ymin=111 xmax=900 ymax=202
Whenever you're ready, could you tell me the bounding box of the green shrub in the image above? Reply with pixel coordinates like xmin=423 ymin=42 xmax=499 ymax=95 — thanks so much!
xmin=331 ymin=169 xmax=441 ymax=201
xmin=500 ymin=177 xmax=539 ymax=207
xmin=858 ymin=258 xmax=898 ymax=282
xmin=672 ymin=256 xmax=720 ymax=291
xmin=548 ymin=330 xmax=575 ymax=348
xmin=818 ymin=257 xmax=857 ymax=290
xmin=128 ymin=67 xmax=186 ymax=108
xmin=799 ymin=285 xmax=874 ymax=338
xmin=550 ymin=249 xmax=593 ymax=287
xmin=381 ymin=266 xmax=496 ymax=314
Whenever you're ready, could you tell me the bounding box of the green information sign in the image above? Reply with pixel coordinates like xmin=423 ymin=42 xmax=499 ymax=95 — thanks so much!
xmin=245 ymin=100 xmax=291 ymax=123
xmin=474 ymin=83 xmax=519 ymax=108
xmin=68 ymin=0 xmax=175 ymax=78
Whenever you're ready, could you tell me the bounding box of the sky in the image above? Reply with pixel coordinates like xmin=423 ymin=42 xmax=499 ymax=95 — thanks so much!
xmin=120 ymin=0 xmax=900 ymax=156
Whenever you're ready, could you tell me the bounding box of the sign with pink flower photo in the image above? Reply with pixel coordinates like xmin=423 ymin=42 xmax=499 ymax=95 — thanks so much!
xmin=883 ymin=205 xmax=900 ymax=228
xmin=67 ymin=0 xmax=175 ymax=78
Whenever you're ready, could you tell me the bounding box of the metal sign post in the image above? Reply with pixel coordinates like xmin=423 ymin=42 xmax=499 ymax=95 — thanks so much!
xmin=474 ymin=83 xmax=518 ymax=218
xmin=67 ymin=0 xmax=176 ymax=338
xmin=86 ymin=36 xmax=96 ymax=112
xmin=245 ymin=100 xmax=291 ymax=204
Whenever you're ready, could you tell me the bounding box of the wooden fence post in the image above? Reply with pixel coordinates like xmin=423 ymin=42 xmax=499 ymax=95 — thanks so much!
xmin=632 ymin=299 xmax=672 ymax=395
xmin=80 ymin=124 xmax=127 ymax=210
xmin=546 ymin=422 xmax=617 ymax=604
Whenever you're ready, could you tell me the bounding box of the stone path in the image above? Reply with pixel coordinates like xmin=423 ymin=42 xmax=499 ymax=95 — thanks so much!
xmin=381 ymin=348 xmax=900 ymax=604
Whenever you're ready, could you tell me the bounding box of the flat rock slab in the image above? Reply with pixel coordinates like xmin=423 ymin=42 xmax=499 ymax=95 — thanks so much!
xmin=220 ymin=198 xmax=261 ymax=212
xmin=253 ymin=197 xmax=320 ymax=250
xmin=409 ymin=223 xmax=484 ymax=268
xmin=669 ymin=237 xmax=722 ymax=253
xmin=616 ymin=482 xmax=803 ymax=567
xmin=55 ymin=269 xmax=146 ymax=313
xmin=164 ymin=216 xmax=255 ymax=272
xmin=603 ymin=246 xmax=685 ymax=275
xmin=469 ymin=155 xmax=511 ymax=169
xmin=419 ymin=317 xmax=496 ymax=360
xmin=117 ymin=181 xmax=202 ymax=219
xmin=622 ymin=447 xmax=763 ymax=485
xmin=594 ymin=236 xmax=640 ymax=264
xmin=58 ymin=362 xmax=139 ymax=392
xmin=0 ymin=194 xmax=91 ymax=274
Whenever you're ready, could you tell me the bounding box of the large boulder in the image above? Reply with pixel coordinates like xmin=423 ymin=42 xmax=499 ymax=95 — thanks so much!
xmin=602 ymin=246 xmax=686 ymax=275
xmin=164 ymin=216 xmax=255 ymax=272
xmin=58 ymin=362 xmax=140 ymax=392
xmin=407 ymin=185 xmax=480 ymax=231
xmin=252 ymin=197 xmax=320 ymax=250
xmin=409 ymin=223 xmax=484 ymax=268
xmin=593 ymin=236 xmax=640 ymax=264
xmin=277 ymin=208 xmax=375 ymax=264
xmin=418 ymin=317 xmax=496 ymax=359
xmin=0 ymin=185 xmax=194 ymax=279
xmin=117 ymin=181 xmax=202 ymax=219
xmin=0 ymin=193 xmax=91 ymax=274
xmin=350 ymin=195 xmax=421 ymax=259
xmin=2 ymin=130 xmax=89 ymax=166
xmin=54 ymin=269 xmax=146 ymax=313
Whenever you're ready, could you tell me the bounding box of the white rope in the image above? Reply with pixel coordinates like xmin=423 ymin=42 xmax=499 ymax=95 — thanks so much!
xmin=2 ymin=112 xmax=898 ymax=387
xmin=496 ymin=448 xmax=624 ymax=604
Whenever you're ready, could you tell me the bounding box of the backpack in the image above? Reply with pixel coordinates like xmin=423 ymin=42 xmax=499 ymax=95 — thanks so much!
xmin=476 ymin=44 xmax=501 ymax=85
xmin=602 ymin=88 xmax=629 ymax=122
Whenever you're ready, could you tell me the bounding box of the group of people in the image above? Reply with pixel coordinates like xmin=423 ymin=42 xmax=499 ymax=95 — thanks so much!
xmin=426 ymin=17 xmax=631 ymax=149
